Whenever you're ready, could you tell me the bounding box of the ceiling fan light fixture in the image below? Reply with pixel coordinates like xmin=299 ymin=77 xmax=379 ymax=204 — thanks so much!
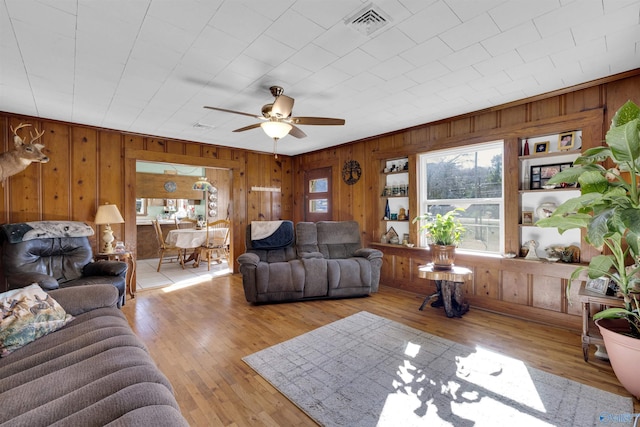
xmin=261 ymin=121 xmax=292 ymax=139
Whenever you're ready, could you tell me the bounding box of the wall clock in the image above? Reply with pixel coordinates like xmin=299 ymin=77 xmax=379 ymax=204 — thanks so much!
xmin=164 ymin=181 xmax=177 ymax=193
xmin=342 ymin=160 xmax=362 ymax=185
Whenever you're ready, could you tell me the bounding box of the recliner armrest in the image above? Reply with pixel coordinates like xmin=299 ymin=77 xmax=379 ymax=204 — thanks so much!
xmin=353 ymin=248 xmax=383 ymax=260
xmin=7 ymin=272 xmax=59 ymax=290
xmin=237 ymin=252 xmax=260 ymax=267
xmin=83 ymin=260 xmax=127 ymax=277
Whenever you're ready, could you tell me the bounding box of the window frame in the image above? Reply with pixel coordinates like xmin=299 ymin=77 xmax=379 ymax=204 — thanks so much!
xmin=416 ymin=140 xmax=505 ymax=255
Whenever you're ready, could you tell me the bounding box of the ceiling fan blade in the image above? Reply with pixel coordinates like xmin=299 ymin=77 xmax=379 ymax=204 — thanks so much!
xmin=272 ymin=95 xmax=294 ymax=118
xmin=233 ymin=123 xmax=262 ymax=133
xmin=204 ymin=106 xmax=261 ymax=119
xmin=288 ymin=125 xmax=307 ymax=138
xmin=290 ymin=117 xmax=345 ymax=126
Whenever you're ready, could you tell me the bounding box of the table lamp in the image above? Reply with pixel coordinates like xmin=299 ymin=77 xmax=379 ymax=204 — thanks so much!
xmin=95 ymin=203 xmax=125 ymax=253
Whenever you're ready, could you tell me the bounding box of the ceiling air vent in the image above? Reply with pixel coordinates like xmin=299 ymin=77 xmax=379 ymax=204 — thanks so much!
xmin=345 ymin=3 xmax=391 ymax=36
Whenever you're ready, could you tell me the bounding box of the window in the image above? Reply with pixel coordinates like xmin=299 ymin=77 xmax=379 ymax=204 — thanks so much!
xmin=305 ymin=167 xmax=332 ymax=222
xmin=417 ymin=141 xmax=504 ymax=254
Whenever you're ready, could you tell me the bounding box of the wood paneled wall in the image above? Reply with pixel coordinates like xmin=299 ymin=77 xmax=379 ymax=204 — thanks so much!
xmin=0 ymin=118 xmax=294 ymax=275
xmin=293 ymin=70 xmax=640 ymax=328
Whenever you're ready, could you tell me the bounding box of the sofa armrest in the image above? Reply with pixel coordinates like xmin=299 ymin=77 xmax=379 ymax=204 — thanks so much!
xmin=299 ymin=251 xmax=324 ymax=259
xmin=237 ymin=252 xmax=260 ymax=267
xmin=47 ymin=284 xmax=119 ymax=315
xmin=83 ymin=260 xmax=127 ymax=277
xmin=7 ymin=272 xmax=59 ymax=290
xmin=353 ymin=248 xmax=384 ymax=260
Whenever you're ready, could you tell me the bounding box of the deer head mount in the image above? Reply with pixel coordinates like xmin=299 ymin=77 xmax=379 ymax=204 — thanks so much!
xmin=1 ymin=123 xmax=49 ymax=184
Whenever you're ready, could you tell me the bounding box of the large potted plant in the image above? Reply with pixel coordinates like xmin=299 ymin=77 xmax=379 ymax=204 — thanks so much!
xmin=537 ymin=100 xmax=640 ymax=398
xmin=413 ymin=208 xmax=466 ymax=269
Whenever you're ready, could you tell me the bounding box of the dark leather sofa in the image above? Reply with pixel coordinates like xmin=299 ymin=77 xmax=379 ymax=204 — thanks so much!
xmin=0 ymin=221 xmax=127 ymax=306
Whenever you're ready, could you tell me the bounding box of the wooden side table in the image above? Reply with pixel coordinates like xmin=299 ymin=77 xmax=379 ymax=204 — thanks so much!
xmin=578 ymin=282 xmax=624 ymax=361
xmin=418 ymin=264 xmax=473 ymax=317
xmin=95 ymin=251 xmax=137 ymax=299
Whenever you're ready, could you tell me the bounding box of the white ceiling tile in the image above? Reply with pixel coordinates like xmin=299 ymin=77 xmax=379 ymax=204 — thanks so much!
xmin=444 ymin=0 xmax=505 ymax=22
xmin=440 ymin=13 xmax=501 ymax=51
xmin=360 ymin=28 xmax=416 ymax=61
xmin=370 ymin=56 xmax=414 ymax=80
xmin=208 ymin=2 xmax=273 ymax=44
xmin=534 ymin=0 xmax=603 ymax=38
xmin=571 ymin=3 xmax=640 ymax=45
xmin=399 ymin=37 xmax=453 ymax=67
xmin=488 ymin=0 xmax=558 ymax=31
xmin=331 ymin=49 xmax=379 ymax=76
xmin=288 ymin=43 xmax=338 ymax=72
xmin=314 ymin=24 xmax=367 ymax=57
xmin=473 ymin=50 xmax=523 ymax=77
xmin=291 ymin=0 xmax=361 ymax=29
xmin=440 ymin=44 xmax=490 ymax=71
xmin=243 ymin=35 xmax=297 ymax=67
xmin=517 ymin=30 xmax=575 ymax=62
xmin=405 ymin=61 xmax=450 ymax=84
xmin=265 ymin=9 xmax=325 ymax=50
xmin=505 ymin=56 xmax=555 ymax=81
xmin=397 ymin=2 xmax=460 ymax=44
xmin=482 ymin=21 xmax=540 ymax=57
xmin=549 ymin=38 xmax=607 ymax=65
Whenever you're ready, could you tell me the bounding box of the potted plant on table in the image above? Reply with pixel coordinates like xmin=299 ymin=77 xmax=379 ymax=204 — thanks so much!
xmin=536 ymin=100 xmax=640 ymax=398
xmin=412 ymin=207 xmax=466 ymax=270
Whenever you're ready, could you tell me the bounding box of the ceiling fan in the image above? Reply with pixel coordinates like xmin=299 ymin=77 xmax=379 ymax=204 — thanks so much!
xmin=204 ymin=86 xmax=345 ymax=156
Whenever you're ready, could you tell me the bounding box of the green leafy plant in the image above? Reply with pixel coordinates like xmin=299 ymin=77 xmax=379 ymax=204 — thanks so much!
xmin=412 ymin=208 xmax=466 ymax=246
xmin=537 ymin=100 xmax=640 ymax=337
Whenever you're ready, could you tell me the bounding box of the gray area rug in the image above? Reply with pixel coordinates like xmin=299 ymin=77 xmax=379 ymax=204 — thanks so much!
xmin=243 ymin=311 xmax=634 ymax=426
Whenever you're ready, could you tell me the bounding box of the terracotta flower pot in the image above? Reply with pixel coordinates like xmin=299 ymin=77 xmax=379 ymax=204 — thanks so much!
xmin=596 ymin=318 xmax=640 ymax=399
xmin=429 ymin=244 xmax=456 ymax=270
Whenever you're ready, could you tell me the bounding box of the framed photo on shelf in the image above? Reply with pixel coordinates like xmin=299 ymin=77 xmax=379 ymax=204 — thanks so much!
xmin=521 ymin=211 xmax=534 ymax=225
xmin=530 ymin=162 xmax=573 ymax=189
xmin=558 ymin=131 xmax=575 ymax=150
xmin=585 ymin=277 xmax=609 ymax=294
xmin=534 ymin=141 xmax=549 ymax=154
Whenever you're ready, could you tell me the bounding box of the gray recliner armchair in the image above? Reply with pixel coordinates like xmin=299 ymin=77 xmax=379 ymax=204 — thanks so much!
xmin=0 ymin=221 xmax=127 ymax=307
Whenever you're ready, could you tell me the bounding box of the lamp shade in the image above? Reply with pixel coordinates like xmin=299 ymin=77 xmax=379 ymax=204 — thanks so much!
xmin=95 ymin=204 xmax=125 ymax=225
xmin=260 ymin=121 xmax=292 ymax=139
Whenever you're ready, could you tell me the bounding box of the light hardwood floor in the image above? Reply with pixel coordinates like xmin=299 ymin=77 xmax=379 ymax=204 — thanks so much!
xmin=122 ymin=274 xmax=639 ymax=426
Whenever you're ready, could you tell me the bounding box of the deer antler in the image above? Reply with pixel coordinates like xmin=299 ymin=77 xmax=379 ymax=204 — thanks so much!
xmin=10 ymin=123 xmax=32 ymax=140
xmin=29 ymin=128 xmax=45 ymax=144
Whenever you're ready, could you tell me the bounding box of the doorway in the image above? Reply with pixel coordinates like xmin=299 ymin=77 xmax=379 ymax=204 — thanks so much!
xmin=134 ymin=161 xmax=233 ymax=290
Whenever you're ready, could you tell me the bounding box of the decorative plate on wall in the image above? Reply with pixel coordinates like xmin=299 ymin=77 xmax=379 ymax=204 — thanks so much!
xmin=164 ymin=181 xmax=177 ymax=192
xmin=342 ymin=160 xmax=361 ymax=185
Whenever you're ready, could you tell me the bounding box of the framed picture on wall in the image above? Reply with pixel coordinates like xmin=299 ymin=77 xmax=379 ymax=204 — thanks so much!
xmin=558 ymin=132 xmax=575 ymax=150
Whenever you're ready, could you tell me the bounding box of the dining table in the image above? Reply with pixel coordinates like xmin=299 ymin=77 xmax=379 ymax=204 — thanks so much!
xmin=166 ymin=227 xmax=229 ymax=267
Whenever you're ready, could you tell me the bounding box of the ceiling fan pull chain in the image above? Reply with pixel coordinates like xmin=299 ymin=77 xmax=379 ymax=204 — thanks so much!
xmin=273 ymin=138 xmax=278 ymax=159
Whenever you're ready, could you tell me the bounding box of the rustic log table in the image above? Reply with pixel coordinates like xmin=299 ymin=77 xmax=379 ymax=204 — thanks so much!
xmin=418 ymin=264 xmax=472 ymax=317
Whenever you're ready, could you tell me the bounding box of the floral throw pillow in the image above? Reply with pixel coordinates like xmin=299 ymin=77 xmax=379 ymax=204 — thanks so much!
xmin=0 ymin=284 xmax=73 ymax=357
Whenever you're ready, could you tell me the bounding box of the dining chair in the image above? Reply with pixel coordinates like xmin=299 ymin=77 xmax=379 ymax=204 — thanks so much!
xmin=198 ymin=219 xmax=230 ymax=270
xmin=152 ymin=220 xmax=185 ymax=272
xmin=174 ymin=217 xmax=197 ymax=229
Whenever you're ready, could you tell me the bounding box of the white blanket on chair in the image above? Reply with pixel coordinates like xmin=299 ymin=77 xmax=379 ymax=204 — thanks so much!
xmin=251 ymin=221 xmax=283 ymax=241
